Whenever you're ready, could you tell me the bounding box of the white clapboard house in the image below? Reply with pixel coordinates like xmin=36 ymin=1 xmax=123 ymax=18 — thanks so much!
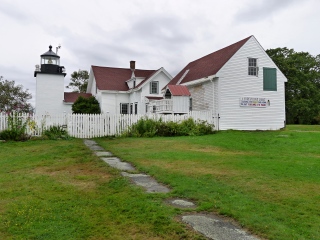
xmin=166 ymin=35 xmax=288 ymax=130
xmin=86 ymin=61 xmax=190 ymax=115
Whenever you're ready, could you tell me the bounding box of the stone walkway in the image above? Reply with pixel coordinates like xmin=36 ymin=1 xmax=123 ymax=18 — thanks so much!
xmin=83 ymin=139 xmax=260 ymax=240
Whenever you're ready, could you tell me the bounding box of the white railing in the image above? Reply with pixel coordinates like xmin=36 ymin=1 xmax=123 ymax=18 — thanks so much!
xmin=0 ymin=111 xmax=214 ymax=139
xmin=149 ymin=99 xmax=173 ymax=113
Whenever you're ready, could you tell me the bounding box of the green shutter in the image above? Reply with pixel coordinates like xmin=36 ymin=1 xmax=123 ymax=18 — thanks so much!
xmin=263 ymin=68 xmax=277 ymax=91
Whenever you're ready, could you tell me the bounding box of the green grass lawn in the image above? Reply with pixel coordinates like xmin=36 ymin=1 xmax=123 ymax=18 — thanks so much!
xmin=95 ymin=125 xmax=320 ymax=240
xmin=0 ymin=140 xmax=202 ymax=239
xmin=1 ymin=125 xmax=319 ymax=239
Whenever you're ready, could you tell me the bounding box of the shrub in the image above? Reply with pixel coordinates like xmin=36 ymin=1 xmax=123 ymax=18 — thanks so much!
xmin=72 ymin=96 xmax=101 ymax=114
xmin=123 ymin=117 xmax=215 ymax=137
xmin=0 ymin=112 xmax=30 ymax=141
xmin=124 ymin=118 xmax=159 ymax=137
xmin=43 ymin=125 xmax=71 ymax=140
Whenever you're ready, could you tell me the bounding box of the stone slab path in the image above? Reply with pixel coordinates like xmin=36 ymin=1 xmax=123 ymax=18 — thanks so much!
xmin=101 ymin=157 xmax=136 ymax=171
xmin=95 ymin=151 xmax=113 ymax=157
xmin=121 ymin=172 xmax=170 ymax=193
xmin=166 ymin=198 xmax=196 ymax=209
xmin=84 ymin=139 xmax=260 ymax=240
xmin=182 ymin=215 xmax=259 ymax=240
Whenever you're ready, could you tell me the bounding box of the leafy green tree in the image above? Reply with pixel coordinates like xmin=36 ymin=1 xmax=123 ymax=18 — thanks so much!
xmin=67 ymin=70 xmax=89 ymax=93
xmin=72 ymin=96 xmax=101 ymax=114
xmin=0 ymin=76 xmax=33 ymax=113
xmin=266 ymin=48 xmax=320 ymax=124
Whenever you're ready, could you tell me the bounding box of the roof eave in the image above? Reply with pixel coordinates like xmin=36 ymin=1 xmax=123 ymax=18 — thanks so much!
xmin=99 ymin=90 xmax=128 ymax=94
xmin=181 ymin=75 xmax=217 ymax=86
xmin=136 ymin=67 xmax=172 ymax=90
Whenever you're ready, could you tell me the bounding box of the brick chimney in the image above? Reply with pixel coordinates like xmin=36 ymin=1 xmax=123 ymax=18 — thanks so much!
xmin=130 ymin=61 xmax=135 ymax=78
xmin=130 ymin=61 xmax=135 ymax=71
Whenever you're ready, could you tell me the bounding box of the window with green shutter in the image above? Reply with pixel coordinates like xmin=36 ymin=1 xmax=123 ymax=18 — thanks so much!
xmin=263 ymin=68 xmax=277 ymax=91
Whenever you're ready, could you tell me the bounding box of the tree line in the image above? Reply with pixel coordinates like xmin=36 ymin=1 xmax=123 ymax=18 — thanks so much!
xmin=266 ymin=48 xmax=320 ymax=124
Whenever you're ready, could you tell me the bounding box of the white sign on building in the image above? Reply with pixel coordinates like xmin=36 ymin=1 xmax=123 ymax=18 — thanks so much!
xmin=239 ymin=97 xmax=268 ymax=108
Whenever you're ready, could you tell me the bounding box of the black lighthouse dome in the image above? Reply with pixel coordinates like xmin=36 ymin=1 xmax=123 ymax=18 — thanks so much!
xmin=34 ymin=45 xmax=66 ymax=77
xmin=41 ymin=45 xmax=60 ymax=65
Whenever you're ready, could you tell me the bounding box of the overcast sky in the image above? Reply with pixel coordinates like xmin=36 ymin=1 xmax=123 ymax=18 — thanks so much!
xmin=0 ymin=0 xmax=319 ymax=106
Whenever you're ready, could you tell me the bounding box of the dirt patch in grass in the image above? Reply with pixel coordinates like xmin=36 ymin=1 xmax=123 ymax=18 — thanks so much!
xmin=109 ymin=139 xmax=257 ymax=158
xmin=189 ymin=146 xmax=256 ymax=156
xmin=31 ymin=162 xmax=111 ymax=191
xmin=138 ymin=159 xmax=248 ymax=178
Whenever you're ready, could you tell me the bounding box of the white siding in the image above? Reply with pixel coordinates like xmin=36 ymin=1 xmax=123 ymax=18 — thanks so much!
xmin=141 ymin=71 xmax=170 ymax=97
xmin=172 ymin=96 xmax=189 ymax=113
xmin=216 ymin=37 xmax=286 ymax=130
xmin=89 ymin=77 xmax=97 ymax=95
xmin=100 ymin=92 xmax=130 ymax=114
xmin=213 ymin=79 xmax=219 ymax=128
xmin=140 ymin=71 xmax=171 ymax=114
xmin=188 ymin=81 xmax=213 ymax=111
xmin=129 ymin=90 xmax=143 ymax=114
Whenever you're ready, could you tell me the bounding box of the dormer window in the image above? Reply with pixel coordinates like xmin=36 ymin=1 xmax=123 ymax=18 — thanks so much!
xmin=248 ymin=58 xmax=258 ymax=76
xmin=133 ymin=80 xmax=136 ymax=88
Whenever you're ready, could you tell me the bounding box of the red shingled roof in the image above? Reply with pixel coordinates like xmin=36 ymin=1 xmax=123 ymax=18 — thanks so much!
xmin=92 ymin=66 xmax=157 ymax=91
xmin=64 ymin=92 xmax=92 ymax=103
xmin=167 ymin=85 xmax=190 ymax=96
xmin=169 ymin=36 xmax=252 ymax=85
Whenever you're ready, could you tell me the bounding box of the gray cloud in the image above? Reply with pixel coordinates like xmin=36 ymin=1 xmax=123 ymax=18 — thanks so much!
xmin=61 ymin=15 xmax=194 ymax=73
xmin=131 ymin=15 xmax=193 ymax=44
xmin=0 ymin=2 xmax=34 ymax=23
xmin=235 ymin=0 xmax=302 ymax=22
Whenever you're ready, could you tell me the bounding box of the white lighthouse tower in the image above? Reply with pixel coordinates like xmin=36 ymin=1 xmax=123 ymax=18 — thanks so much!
xmin=34 ymin=45 xmax=66 ymax=115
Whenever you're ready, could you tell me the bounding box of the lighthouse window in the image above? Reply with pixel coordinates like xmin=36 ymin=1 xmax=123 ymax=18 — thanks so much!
xmin=42 ymin=57 xmax=59 ymax=65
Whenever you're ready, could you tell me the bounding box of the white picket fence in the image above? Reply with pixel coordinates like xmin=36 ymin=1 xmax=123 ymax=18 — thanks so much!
xmin=0 ymin=111 xmax=214 ymax=138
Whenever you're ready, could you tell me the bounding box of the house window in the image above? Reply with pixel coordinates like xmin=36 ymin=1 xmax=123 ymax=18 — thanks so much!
xmin=145 ymin=103 xmax=149 ymax=113
xmin=150 ymin=81 xmax=159 ymax=94
xmin=189 ymin=98 xmax=192 ymax=111
xmin=133 ymin=80 xmax=136 ymax=88
xmin=248 ymin=58 xmax=258 ymax=76
xmin=120 ymin=103 xmax=129 ymax=114
xmin=130 ymin=103 xmax=133 ymax=114
xmin=263 ymin=68 xmax=277 ymax=91
xmin=134 ymin=102 xmax=138 ymax=114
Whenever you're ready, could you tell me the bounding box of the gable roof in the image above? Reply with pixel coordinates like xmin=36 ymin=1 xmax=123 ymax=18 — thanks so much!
xmin=167 ymin=85 xmax=191 ymax=96
xmin=64 ymin=92 xmax=92 ymax=103
xmin=168 ymin=36 xmax=252 ymax=85
xmin=91 ymin=66 xmax=157 ymax=91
